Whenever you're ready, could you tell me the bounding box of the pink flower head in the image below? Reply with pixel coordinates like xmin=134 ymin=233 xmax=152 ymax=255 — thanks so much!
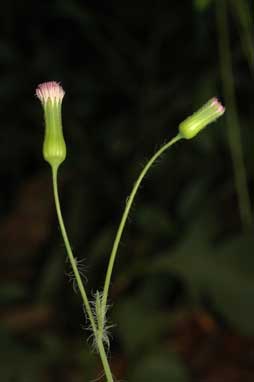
xmin=36 ymin=81 xmax=66 ymax=168
xmin=36 ymin=81 xmax=65 ymax=104
xmin=211 ymin=97 xmax=225 ymax=115
xmin=179 ymin=97 xmax=225 ymax=139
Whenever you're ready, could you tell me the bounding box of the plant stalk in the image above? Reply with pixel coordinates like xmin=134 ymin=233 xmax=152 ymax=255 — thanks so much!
xmin=52 ymin=166 xmax=114 ymax=382
xmin=102 ymin=134 xmax=182 ymax=314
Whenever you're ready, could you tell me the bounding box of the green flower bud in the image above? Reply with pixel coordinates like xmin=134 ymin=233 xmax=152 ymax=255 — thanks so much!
xmin=179 ymin=98 xmax=225 ymax=139
xmin=36 ymin=81 xmax=66 ymax=168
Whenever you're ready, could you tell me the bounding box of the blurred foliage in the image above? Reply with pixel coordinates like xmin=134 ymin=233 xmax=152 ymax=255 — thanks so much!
xmin=0 ymin=0 xmax=254 ymax=381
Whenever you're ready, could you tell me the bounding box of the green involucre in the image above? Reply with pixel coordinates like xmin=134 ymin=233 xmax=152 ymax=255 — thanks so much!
xmin=43 ymin=99 xmax=66 ymax=168
xmin=179 ymin=98 xmax=225 ymax=139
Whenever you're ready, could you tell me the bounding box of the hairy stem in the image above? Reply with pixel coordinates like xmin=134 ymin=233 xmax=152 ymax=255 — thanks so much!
xmin=52 ymin=166 xmax=114 ymax=382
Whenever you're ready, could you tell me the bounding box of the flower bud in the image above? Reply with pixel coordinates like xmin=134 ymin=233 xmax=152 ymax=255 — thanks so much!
xmin=179 ymin=98 xmax=225 ymax=139
xmin=36 ymin=81 xmax=66 ymax=168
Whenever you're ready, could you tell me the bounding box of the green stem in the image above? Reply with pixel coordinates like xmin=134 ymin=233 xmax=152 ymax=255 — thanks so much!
xmin=97 ymin=337 xmax=114 ymax=382
xmin=102 ymin=134 xmax=182 ymax=313
xmin=216 ymin=0 xmax=252 ymax=230
xmin=52 ymin=166 xmax=114 ymax=382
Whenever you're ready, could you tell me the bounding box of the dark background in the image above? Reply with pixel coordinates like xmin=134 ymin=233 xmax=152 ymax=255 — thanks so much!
xmin=1 ymin=0 xmax=254 ymax=381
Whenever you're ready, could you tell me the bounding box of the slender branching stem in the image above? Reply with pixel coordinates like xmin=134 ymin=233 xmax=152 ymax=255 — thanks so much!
xmin=102 ymin=134 xmax=182 ymax=314
xmin=52 ymin=166 xmax=114 ymax=382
